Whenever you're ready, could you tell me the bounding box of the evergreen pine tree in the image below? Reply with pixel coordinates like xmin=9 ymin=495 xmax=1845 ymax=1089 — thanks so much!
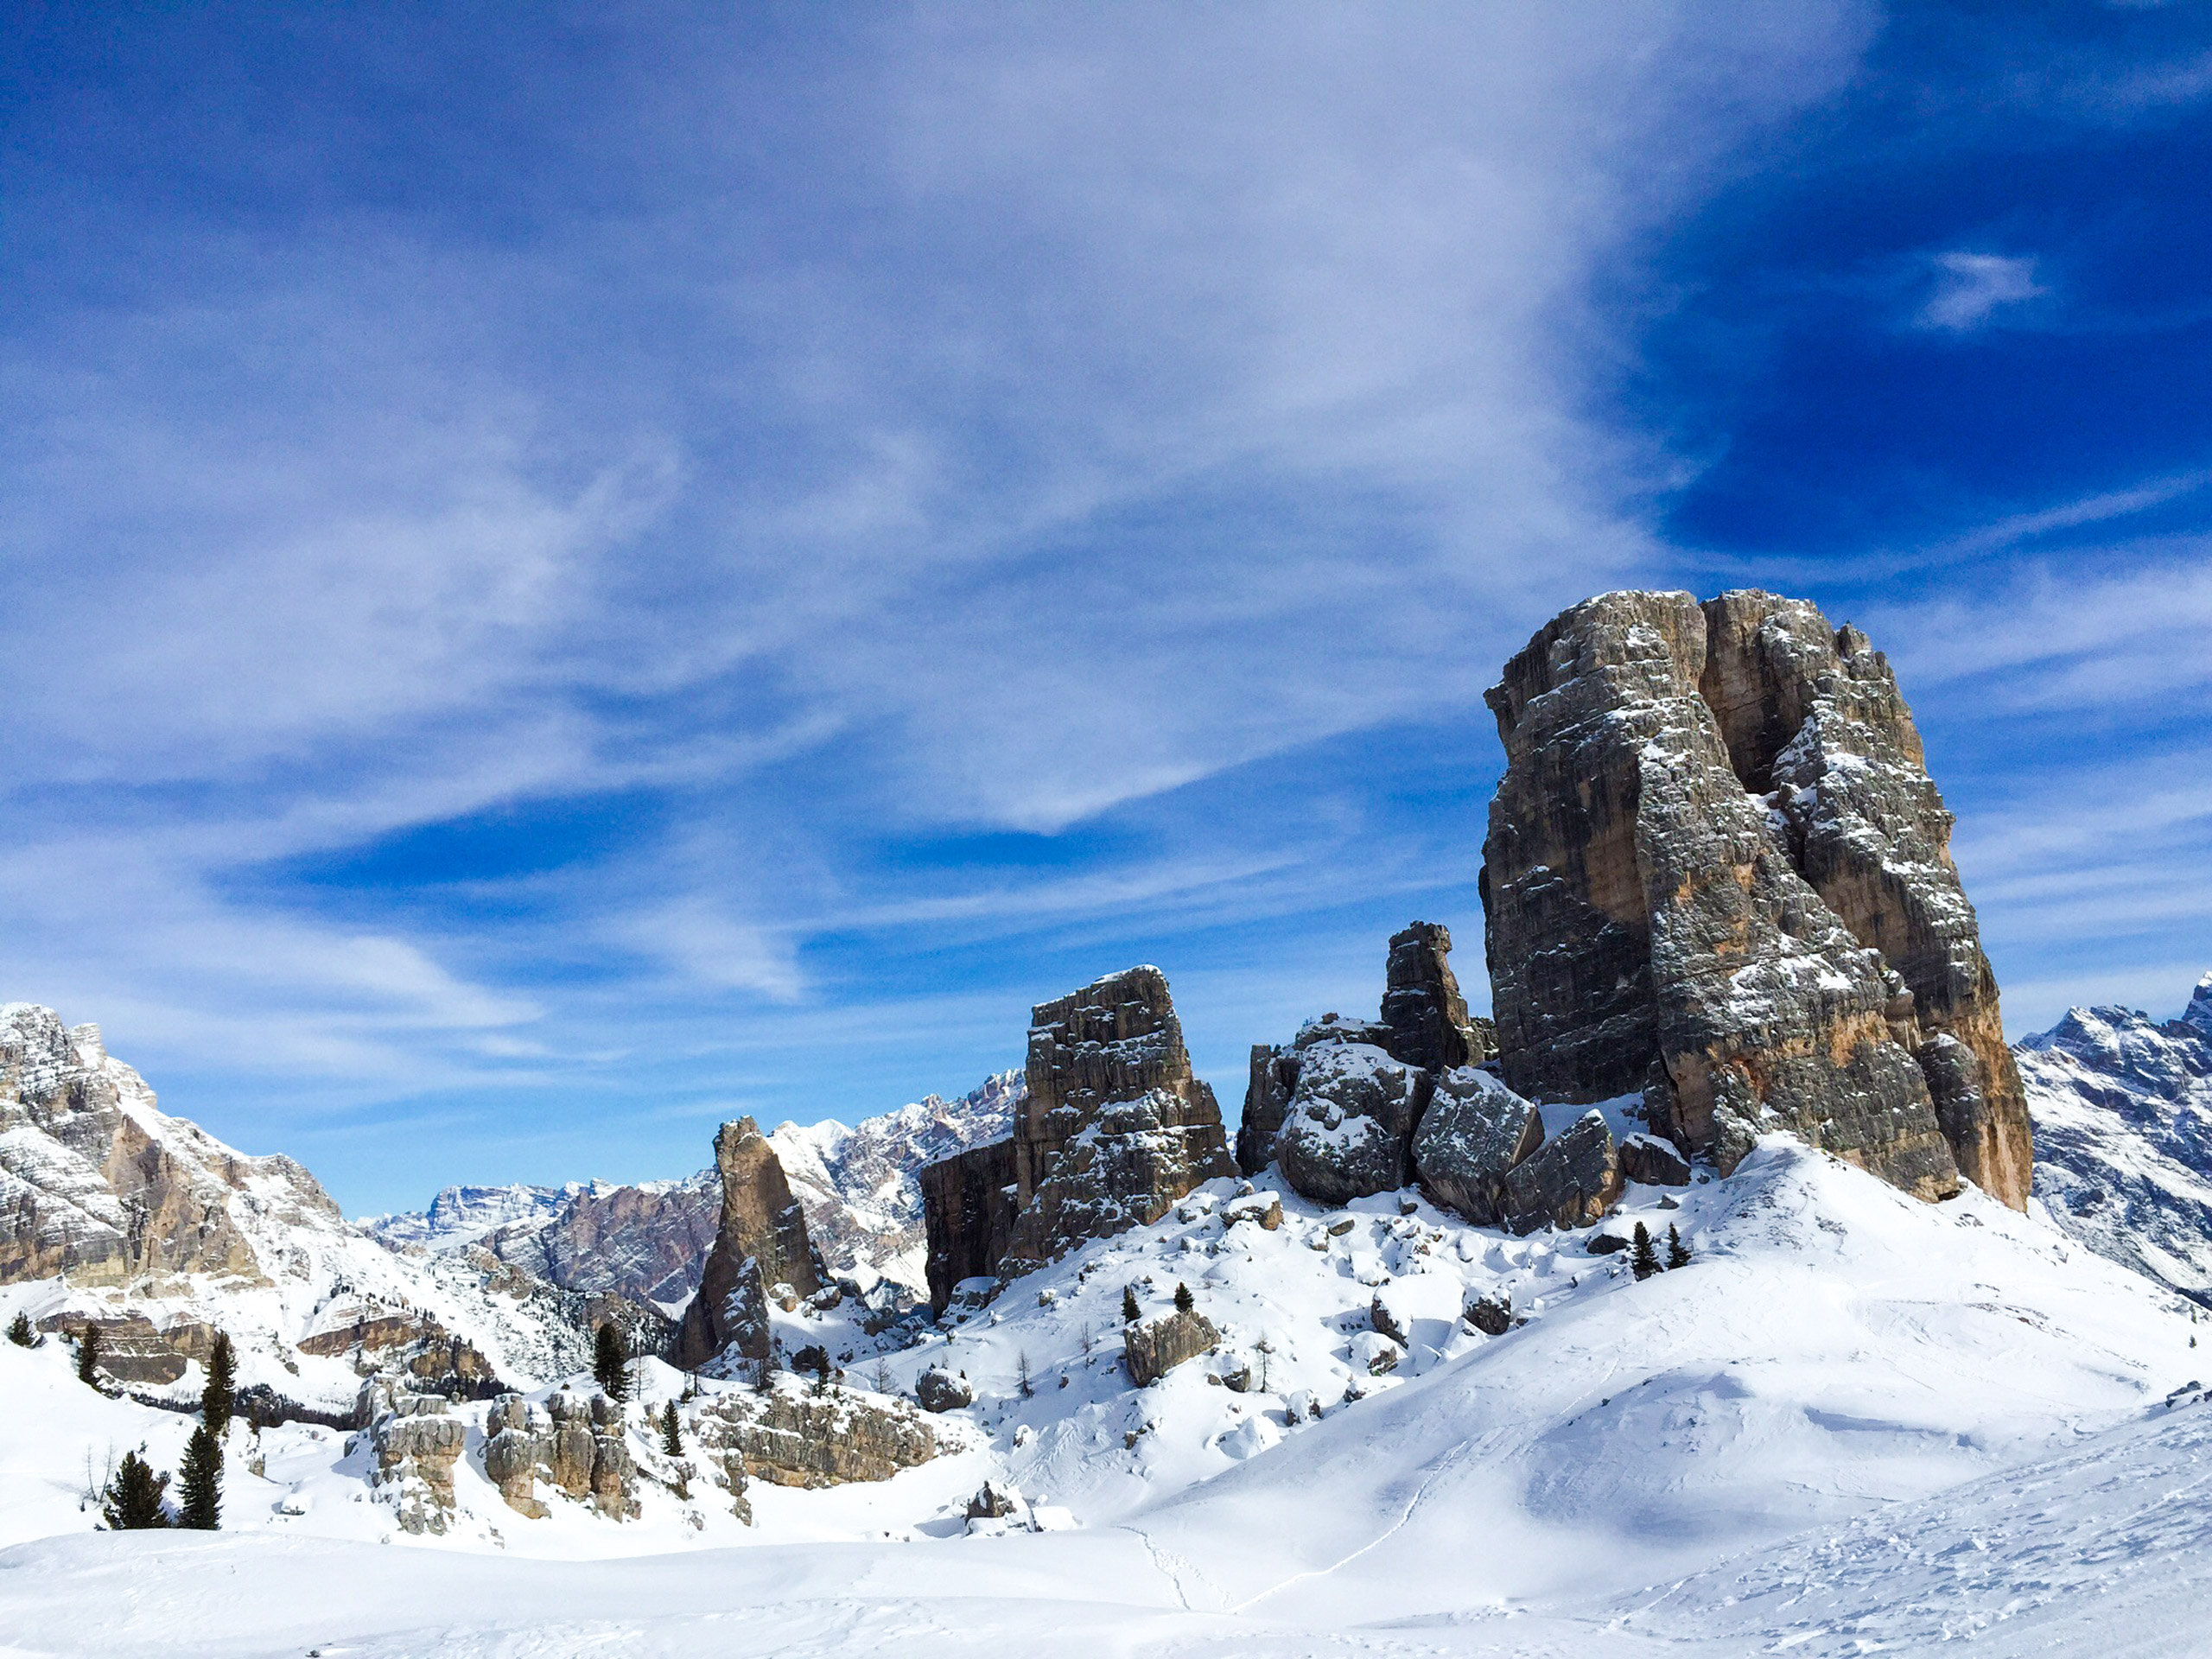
xmin=1666 ymin=1224 xmax=1692 ymax=1269
xmin=75 ymin=1325 xmax=102 ymax=1387
xmin=593 ymin=1321 xmax=629 ymax=1400
xmin=176 ymin=1424 xmax=222 ymax=1530
xmin=1630 ymin=1223 xmax=1661 ymax=1281
xmin=101 ymin=1448 xmax=169 ymax=1530
xmin=1017 ymin=1349 xmax=1033 ymax=1398
xmin=200 ymin=1331 xmax=237 ymax=1439
xmin=1122 ymin=1285 xmax=1141 ymax=1324
xmin=659 ymin=1400 xmax=683 ymax=1459
xmin=6 ymin=1311 xmax=32 ymax=1347
xmin=1173 ymin=1281 xmax=1195 ymax=1314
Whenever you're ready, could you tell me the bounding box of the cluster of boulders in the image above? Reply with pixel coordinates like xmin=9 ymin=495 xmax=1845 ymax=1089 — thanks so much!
xmin=920 ymin=967 xmax=1236 ymax=1313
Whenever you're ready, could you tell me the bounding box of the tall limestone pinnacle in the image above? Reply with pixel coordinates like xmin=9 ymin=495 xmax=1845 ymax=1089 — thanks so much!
xmin=673 ymin=1116 xmax=824 ymax=1369
xmin=921 ymin=965 xmax=1235 ymax=1312
xmin=1480 ymin=588 xmax=2032 ymax=1211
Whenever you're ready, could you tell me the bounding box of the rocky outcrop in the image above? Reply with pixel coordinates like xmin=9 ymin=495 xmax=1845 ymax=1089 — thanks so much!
xmin=1276 ymin=1042 xmax=1433 ymax=1205
xmin=1237 ymin=927 xmax=1491 ymax=1187
xmin=919 ymin=1138 xmax=1020 ymax=1316
xmin=1480 ymin=590 xmax=2031 ymax=1209
xmin=674 ymin=1117 xmax=823 ymax=1370
xmin=1410 ymin=1067 xmax=1543 ymax=1224
xmin=2019 ymin=974 xmax=2212 ymax=1299
xmin=1124 ymin=1306 xmax=1220 ymax=1386
xmin=1499 ymin=1110 xmax=1623 ymax=1232
xmin=480 ymin=1176 xmax=719 ymax=1310
xmin=694 ymin=1383 xmax=940 ymax=1488
xmin=481 ymin=1388 xmax=639 ymax=1519
xmin=360 ymin=1378 xmax=468 ymax=1535
xmin=1382 ymin=923 xmax=1489 ymax=1072
xmin=920 ymin=968 xmax=1234 ymax=1313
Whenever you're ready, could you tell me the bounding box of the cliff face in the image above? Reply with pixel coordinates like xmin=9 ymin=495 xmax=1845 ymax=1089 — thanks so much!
xmin=1480 ymin=590 xmax=2031 ymax=1209
xmin=673 ymin=1116 xmax=823 ymax=1369
xmin=919 ymin=967 xmax=1234 ymax=1313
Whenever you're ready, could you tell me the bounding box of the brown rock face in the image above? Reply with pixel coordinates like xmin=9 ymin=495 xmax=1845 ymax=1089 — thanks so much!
xmin=673 ymin=1118 xmax=823 ymax=1369
xmin=919 ymin=967 xmax=1235 ymax=1313
xmin=0 ymin=1006 xmax=337 ymax=1289
xmin=1480 ymin=589 xmax=2031 ymax=1209
xmin=694 ymin=1384 xmax=940 ymax=1489
xmin=1123 ymin=1306 xmax=1220 ymax=1386
xmin=481 ymin=1389 xmax=638 ymax=1519
xmin=1381 ymin=922 xmax=1484 ymax=1072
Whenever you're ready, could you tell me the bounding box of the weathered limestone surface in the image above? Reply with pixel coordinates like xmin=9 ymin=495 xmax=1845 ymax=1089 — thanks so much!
xmin=360 ymin=1378 xmax=469 ymax=1535
xmin=481 ymin=1388 xmax=639 ymax=1519
xmin=1499 ymin=1110 xmax=1624 ymax=1234
xmin=674 ymin=1117 xmax=823 ymax=1369
xmin=1124 ymin=1306 xmax=1220 ymax=1386
xmin=695 ymin=1384 xmax=939 ymax=1489
xmin=1275 ymin=1042 xmax=1433 ymax=1205
xmin=1237 ymin=929 xmax=1493 ymax=1187
xmin=0 ymin=1005 xmax=335 ymax=1288
xmin=919 ymin=968 xmax=1234 ymax=1312
xmin=1410 ymin=1067 xmax=1544 ymax=1224
xmin=1481 ymin=589 xmax=2030 ymax=1209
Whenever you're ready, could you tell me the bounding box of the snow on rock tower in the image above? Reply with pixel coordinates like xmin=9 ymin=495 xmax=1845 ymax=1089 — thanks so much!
xmin=1479 ymin=588 xmax=2032 ymax=1209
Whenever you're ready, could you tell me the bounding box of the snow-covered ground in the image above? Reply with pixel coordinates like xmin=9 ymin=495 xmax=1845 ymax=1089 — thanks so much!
xmin=3 ymin=1135 xmax=2203 ymax=1656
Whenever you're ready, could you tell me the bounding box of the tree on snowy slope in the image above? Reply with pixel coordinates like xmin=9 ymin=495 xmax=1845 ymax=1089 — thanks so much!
xmin=101 ymin=1449 xmax=168 ymax=1529
xmin=1174 ymin=1281 xmax=1195 ymax=1313
xmin=200 ymin=1331 xmax=237 ymax=1438
xmin=1631 ymin=1224 xmax=1661 ymax=1281
xmin=7 ymin=1312 xmax=32 ymax=1346
xmin=75 ymin=1324 xmax=102 ymax=1387
xmin=1667 ymin=1224 xmax=1692 ymax=1268
xmin=1123 ymin=1285 xmax=1141 ymax=1323
xmin=176 ymin=1424 xmax=221 ymax=1529
xmin=594 ymin=1321 xmax=629 ymax=1400
xmin=660 ymin=1401 xmax=683 ymax=1458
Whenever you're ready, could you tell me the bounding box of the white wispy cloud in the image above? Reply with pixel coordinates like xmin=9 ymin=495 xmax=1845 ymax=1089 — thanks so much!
xmin=1916 ymin=251 xmax=2049 ymax=332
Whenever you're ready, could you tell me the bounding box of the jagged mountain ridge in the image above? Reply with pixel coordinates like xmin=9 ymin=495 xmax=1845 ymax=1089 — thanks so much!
xmin=362 ymin=1071 xmax=1023 ymax=1306
xmin=2019 ymin=971 xmax=2212 ymax=1299
xmin=0 ymin=1003 xmax=634 ymax=1407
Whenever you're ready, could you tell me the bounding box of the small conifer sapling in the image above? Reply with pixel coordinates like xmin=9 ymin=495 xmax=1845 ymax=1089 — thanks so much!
xmin=102 ymin=1448 xmax=168 ymax=1530
xmin=1122 ymin=1285 xmax=1141 ymax=1324
xmin=176 ymin=1423 xmax=222 ymax=1530
xmin=76 ymin=1325 xmax=102 ymax=1388
xmin=659 ymin=1400 xmax=683 ymax=1459
xmin=1666 ymin=1224 xmax=1692 ymax=1269
xmin=1630 ymin=1223 xmax=1661 ymax=1281
xmin=1173 ymin=1281 xmax=1195 ymax=1314
xmin=6 ymin=1311 xmax=33 ymax=1347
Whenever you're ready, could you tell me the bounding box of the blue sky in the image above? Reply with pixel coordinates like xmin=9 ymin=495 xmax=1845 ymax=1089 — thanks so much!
xmin=4 ymin=3 xmax=2209 ymax=1215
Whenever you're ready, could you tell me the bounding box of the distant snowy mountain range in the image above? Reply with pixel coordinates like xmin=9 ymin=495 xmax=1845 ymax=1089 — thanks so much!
xmin=360 ymin=1071 xmax=1023 ymax=1306
xmin=2019 ymin=971 xmax=2212 ymax=1300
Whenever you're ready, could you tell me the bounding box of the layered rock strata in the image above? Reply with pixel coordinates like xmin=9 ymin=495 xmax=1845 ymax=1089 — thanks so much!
xmin=694 ymin=1383 xmax=940 ymax=1488
xmin=360 ymin=1378 xmax=468 ymax=1535
xmin=920 ymin=967 xmax=1234 ymax=1313
xmin=673 ymin=1117 xmax=824 ymax=1370
xmin=1481 ymin=589 xmax=2031 ymax=1209
xmin=481 ymin=1388 xmax=639 ymax=1519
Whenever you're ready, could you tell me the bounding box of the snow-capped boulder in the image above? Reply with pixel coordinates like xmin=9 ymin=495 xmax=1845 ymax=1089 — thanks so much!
xmin=1618 ymin=1130 xmax=1692 ymax=1187
xmin=1411 ymin=1066 xmax=1543 ymax=1222
xmin=1482 ymin=589 xmax=2031 ymax=1210
xmin=696 ymin=1381 xmax=940 ymax=1489
xmin=1276 ymin=1042 xmax=1432 ymax=1205
xmin=1123 ymin=1306 xmax=1219 ymax=1386
xmin=914 ymin=1365 xmax=973 ymax=1412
